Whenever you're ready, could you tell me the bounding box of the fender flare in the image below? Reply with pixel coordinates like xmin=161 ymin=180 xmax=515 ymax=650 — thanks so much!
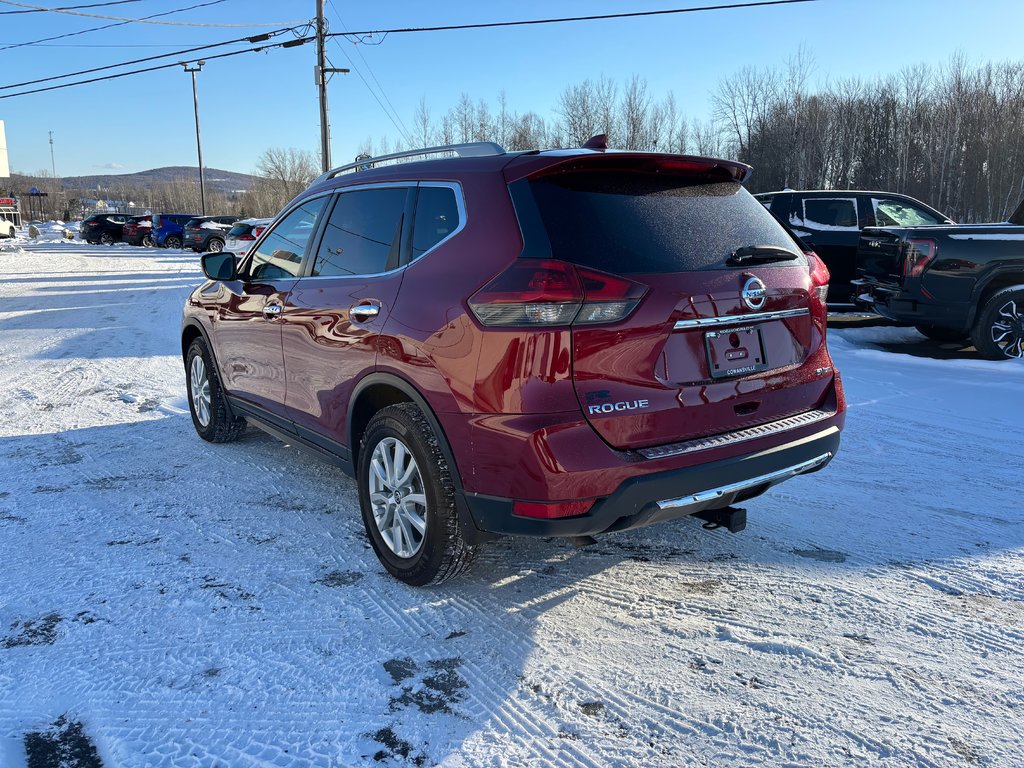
xmin=347 ymin=371 xmax=491 ymax=540
xmin=969 ymin=264 xmax=1024 ymax=325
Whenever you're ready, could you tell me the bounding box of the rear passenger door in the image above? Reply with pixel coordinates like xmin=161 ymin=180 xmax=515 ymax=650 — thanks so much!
xmin=281 ymin=184 xmax=415 ymax=451
xmin=789 ymin=195 xmax=861 ymax=303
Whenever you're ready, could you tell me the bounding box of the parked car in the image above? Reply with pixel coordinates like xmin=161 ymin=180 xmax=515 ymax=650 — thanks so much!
xmin=0 ymin=197 xmax=20 ymax=238
xmin=755 ymin=190 xmax=953 ymax=304
xmin=182 ymin=140 xmax=845 ymax=585
xmin=853 ymin=198 xmax=1024 ymax=359
xmin=224 ymin=218 xmax=272 ymax=258
xmin=151 ymin=213 xmax=197 ymax=249
xmin=79 ymin=213 xmax=128 ymax=245
xmin=122 ymin=214 xmax=154 ymax=247
xmin=183 ymin=215 xmax=239 ymax=253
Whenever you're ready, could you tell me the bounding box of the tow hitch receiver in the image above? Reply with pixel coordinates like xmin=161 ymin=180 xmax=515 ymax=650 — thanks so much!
xmin=694 ymin=506 xmax=747 ymax=533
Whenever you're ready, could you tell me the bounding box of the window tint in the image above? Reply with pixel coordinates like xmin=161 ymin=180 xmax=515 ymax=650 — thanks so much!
xmin=412 ymin=186 xmax=460 ymax=257
xmin=872 ymin=198 xmax=943 ymax=227
xmin=247 ymin=197 xmax=328 ymax=281
xmin=528 ymin=174 xmax=802 ymax=273
xmin=311 ymin=188 xmax=407 ymax=277
xmin=227 ymin=223 xmax=251 ymax=238
xmin=799 ymin=198 xmax=859 ymax=229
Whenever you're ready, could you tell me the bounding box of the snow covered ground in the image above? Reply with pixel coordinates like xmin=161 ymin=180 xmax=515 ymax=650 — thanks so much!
xmin=1 ymin=233 xmax=1022 ymax=768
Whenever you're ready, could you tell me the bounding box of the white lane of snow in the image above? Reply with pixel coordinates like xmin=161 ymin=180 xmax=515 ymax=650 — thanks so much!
xmin=0 ymin=236 xmax=1022 ymax=767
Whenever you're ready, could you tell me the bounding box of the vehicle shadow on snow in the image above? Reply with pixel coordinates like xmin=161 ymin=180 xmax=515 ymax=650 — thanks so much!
xmin=3 ymin=410 xmax=1021 ymax=763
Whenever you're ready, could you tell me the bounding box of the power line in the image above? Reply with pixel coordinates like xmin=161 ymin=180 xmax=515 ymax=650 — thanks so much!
xmin=326 ymin=1 xmax=412 ymax=146
xmin=0 ymin=0 xmax=228 ymax=52
xmin=330 ymin=0 xmax=821 ymax=39
xmin=0 ymin=35 xmax=314 ymax=100
xmin=0 ymin=0 xmax=139 ymax=14
xmin=0 ymin=0 xmax=310 ymax=26
xmin=1 ymin=26 xmax=300 ymax=90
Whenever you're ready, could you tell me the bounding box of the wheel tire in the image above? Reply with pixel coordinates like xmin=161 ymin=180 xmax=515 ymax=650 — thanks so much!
xmin=166 ymin=235 xmax=182 ymax=249
xmin=185 ymin=338 xmax=246 ymax=442
xmin=971 ymin=286 xmax=1024 ymax=360
xmin=207 ymin=238 xmax=224 ymax=253
xmin=358 ymin=403 xmax=476 ymax=586
xmin=100 ymin=232 xmax=115 ymax=246
xmin=142 ymin=234 xmax=154 ymax=248
xmin=915 ymin=324 xmax=968 ymax=343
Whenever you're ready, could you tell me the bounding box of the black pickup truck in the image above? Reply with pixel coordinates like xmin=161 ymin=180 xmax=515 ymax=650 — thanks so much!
xmin=853 ymin=199 xmax=1024 ymax=359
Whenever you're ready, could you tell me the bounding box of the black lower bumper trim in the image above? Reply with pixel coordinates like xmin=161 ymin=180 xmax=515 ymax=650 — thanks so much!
xmin=462 ymin=427 xmax=841 ymax=538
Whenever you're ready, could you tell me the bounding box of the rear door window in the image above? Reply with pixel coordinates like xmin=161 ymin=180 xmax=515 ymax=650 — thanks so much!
xmin=798 ymin=197 xmax=859 ymax=230
xmin=527 ymin=174 xmax=801 ymax=273
xmin=247 ymin=197 xmax=328 ymax=281
xmin=872 ymin=197 xmax=944 ymax=226
xmin=310 ymin=187 xmax=408 ymax=277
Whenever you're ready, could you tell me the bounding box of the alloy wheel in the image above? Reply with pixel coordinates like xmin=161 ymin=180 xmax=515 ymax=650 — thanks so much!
xmin=368 ymin=437 xmax=427 ymax=558
xmin=208 ymin=239 xmax=224 ymax=253
xmin=990 ymin=299 xmax=1024 ymax=358
xmin=189 ymin=355 xmax=212 ymax=427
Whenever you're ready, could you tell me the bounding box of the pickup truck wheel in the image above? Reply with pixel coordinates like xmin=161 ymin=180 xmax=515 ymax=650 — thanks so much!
xmin=358 ymin=403 xmax=477 ymax=586
xmin=915 ymin=324 xmax=968 ymax=343
xmin=185 ymin=338 xmax=247 ymax=442
xmin=971 ymin=287 xmax=1024 ymax=360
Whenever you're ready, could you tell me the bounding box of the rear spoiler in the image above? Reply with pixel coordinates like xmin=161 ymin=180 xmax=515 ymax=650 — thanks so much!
xmin=503 ymin=151 xmax=752 ymax=184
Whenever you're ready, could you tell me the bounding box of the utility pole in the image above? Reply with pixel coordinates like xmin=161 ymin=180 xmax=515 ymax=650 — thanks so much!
xmin=48 ymin=131 xmax=60 ymax=219
xmin=182 ymin=61 xmax=207 ymax=215
xmin=316 ymin=0 xmax=331 ymax=172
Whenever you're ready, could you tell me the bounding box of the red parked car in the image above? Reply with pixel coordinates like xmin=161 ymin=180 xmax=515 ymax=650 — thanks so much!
xmin=182 ymin=140 xmax=845 ymax=585
xmin=122 ymin=214 xmax=153 ymax=247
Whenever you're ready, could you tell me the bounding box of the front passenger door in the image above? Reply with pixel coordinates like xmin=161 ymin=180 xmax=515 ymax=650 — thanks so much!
xmin=208 ymin=197 xmax=328 ymax=414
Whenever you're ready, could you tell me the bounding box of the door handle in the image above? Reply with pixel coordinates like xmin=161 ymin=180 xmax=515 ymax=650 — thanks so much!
xmin=350 ymin=303 xmax=380 ymax=321
xmin=262 ymin=302 xmax=283 ymax=319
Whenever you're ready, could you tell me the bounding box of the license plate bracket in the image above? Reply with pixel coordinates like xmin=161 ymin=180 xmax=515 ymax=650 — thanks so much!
xmin=705 ymin=326 xmax=768 ymax=379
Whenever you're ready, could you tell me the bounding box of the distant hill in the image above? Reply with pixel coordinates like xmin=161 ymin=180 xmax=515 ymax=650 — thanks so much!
xmin=28 ymin=166 xmax=258 ymax=194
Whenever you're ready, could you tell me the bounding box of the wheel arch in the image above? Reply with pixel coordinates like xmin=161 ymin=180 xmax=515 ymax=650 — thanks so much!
xmin=347 ymin=372 xmax=463 ymax=494
xmin=969 ymin=267 xmax=1024 ymax=326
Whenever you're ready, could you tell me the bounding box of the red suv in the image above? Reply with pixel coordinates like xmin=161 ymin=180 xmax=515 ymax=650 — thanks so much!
xmin=182 ymin=141 xmax=845 ymax=585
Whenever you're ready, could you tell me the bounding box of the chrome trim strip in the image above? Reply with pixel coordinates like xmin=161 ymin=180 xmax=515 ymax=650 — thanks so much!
xmin=673 ymin=307 xmax=810 ymax=330
xmin=655 ymin=452 xmax=833 ymax=512
xmin=638 ymin=407 xmax=836 ymax=460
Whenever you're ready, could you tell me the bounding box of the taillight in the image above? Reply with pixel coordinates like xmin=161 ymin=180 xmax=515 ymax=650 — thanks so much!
xmin=237 ymin=233 xmax=256 ymax=241
xmin=808 ymin=251 xmax=830 ymax=305
xmin=254 ymin=226 xmax=266 ymax=237
xmin=904 ymin=239 xmax=936 ymax=279
xmin=513 ymin=499 xmax=595 ymax=519
xmin=468 ymin=259 xmax=646 ymax=327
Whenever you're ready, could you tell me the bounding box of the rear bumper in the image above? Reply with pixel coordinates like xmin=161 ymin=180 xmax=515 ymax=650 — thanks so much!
xmin=461 ymin=425 xmax=840 ymax=537
xmin=852 ymin=278 xmax=970 ymax=329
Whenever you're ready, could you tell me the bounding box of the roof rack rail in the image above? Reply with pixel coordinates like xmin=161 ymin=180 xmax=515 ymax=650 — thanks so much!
xmin=318 ymin=141 xmax=507 ymax=182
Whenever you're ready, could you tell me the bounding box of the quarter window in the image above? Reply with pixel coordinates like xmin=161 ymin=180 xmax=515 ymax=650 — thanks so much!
xmin=799 ymin=198 xmax=859 ymax=230
xmin=311 ymin=187 xmax=408 ymax=277
xmin=412 ymin=186 xmax=460 ymax=257
xmin=247 ymin=197 xmax=328 ymax=281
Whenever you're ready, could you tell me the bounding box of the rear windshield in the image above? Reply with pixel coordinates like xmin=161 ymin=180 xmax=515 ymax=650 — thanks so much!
xmin=184 ymin=218 xmax=204 ymax=229
xmin=227 ymin=223 xmax=252 ymax=237
xmin=527 ymin=174 xmax=803 ymax=273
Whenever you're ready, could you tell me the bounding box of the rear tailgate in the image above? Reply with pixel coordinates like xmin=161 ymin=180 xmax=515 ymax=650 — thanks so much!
xmin=857 ymin=227 xmax=906 ymax=287
xmin=515 ymin=156 xmax=831 ymax=451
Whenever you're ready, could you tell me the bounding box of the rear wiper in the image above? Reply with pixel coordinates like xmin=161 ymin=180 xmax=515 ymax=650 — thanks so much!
xmin=728 ymin=245 xmax=799 ymax=265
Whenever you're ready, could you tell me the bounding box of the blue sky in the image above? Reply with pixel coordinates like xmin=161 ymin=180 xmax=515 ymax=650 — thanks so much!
xmin=2 ymin=0 xmax=1022 ymax=177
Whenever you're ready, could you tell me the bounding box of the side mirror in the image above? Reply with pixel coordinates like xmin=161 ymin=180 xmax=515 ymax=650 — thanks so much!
xmin=201 ymin=251 xmax=238 ymax=281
